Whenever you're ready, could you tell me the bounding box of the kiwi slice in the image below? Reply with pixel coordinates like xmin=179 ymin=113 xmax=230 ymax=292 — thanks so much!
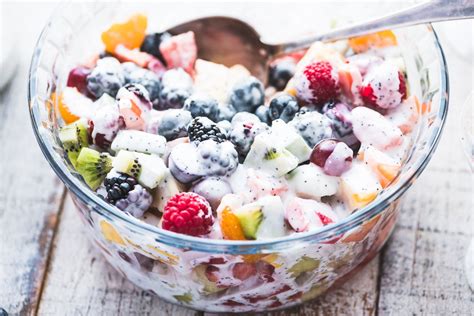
xmin=235 ymin=207 xmax=263 ymax=240
xmin=264 ymin=147 xmax=280 ymax=160
xmin=76 ymin=148 xmax=113 ymax=190
xmin=58 ymin=120 xmax=89 ymax=168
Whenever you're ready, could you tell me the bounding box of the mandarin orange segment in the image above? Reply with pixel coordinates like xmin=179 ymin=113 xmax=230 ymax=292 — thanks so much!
xmin=377 ymin=163 xmax=400 ymax=188
xmin=348 ymin=30 xmax=397 ymax=53
xmin=52 ymin=92 xmax=80 ymax=124
xmin=100 ymin=220 xmax=126 ymax=245
xmin=352 ymin=192 xmax=377 ymax=208
xmin=220 ymin=207 xmax=246 ymax=240
xmin=242 ymin=254 xmax=266 ymax=263
xmin=101 ymin=14 xmax=147 ymax=53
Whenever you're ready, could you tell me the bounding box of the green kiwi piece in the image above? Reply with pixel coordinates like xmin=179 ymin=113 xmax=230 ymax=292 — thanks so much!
xmin=58 ymin=120 xmax=89 ymax=168
xmin=235 ymin=207 xmax=263 ymax=239
xmin=76 ymin=147 xmax=113 ymax=190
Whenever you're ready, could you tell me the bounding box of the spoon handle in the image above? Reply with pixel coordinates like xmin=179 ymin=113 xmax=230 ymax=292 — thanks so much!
xmin=275 ymin=0 xmax=474 ymax=54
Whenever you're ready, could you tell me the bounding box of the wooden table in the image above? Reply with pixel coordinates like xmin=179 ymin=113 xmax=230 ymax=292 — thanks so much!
xmin=1 ymin=3 xmax=472 ymax=315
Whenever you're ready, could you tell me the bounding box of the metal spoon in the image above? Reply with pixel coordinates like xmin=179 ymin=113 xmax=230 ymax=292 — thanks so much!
xmin=167 ymin=0 xmax=474 ymax=81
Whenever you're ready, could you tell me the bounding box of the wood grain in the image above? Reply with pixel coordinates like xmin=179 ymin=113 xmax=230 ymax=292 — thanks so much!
xmin=37 ymin=197 xmax=199 ymax=316
xmin=376 ymin=37 xmax=474 ymax=315
xmin=0 ymin=61 xmax=66 ymax=315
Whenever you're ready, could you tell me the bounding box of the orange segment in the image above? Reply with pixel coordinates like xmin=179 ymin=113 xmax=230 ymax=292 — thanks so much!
xmin=377 ymin=164 xmax=400 ymax=188
xmin=220 ymin=207 xmax=246 ymax=240
xmin=352 ymin=192 xmax=377 ymax=209
xmin=348 ymin=30 xmax=397 ymax=53
xmin=101 ymin=14 xmax=147 ymax=53
xmin=100 ymin=220 xmax=125 ymax=245
xmin=242 ymin=254 xmax=266 ymax=263
xmin=52 ymin=92 xmax=80 ymax=124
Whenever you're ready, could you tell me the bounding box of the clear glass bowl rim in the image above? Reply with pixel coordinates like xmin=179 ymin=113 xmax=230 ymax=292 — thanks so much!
xmin=27 ymin=7 xmax=449 ymax=254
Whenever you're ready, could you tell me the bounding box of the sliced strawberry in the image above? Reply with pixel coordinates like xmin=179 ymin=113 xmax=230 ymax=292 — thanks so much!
xmin=159 ymin=31 xmax=197 ymax=75
xmin=232 ymin=262 xmax=257 ymax=281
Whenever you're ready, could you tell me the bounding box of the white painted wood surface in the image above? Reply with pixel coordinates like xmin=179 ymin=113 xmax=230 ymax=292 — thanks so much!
xmin=0 ymin=2 xmax=472 ymax=316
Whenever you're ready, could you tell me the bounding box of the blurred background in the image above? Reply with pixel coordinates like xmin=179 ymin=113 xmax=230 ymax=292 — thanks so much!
xmin=0 ymin=1 xmax=472 ymax=315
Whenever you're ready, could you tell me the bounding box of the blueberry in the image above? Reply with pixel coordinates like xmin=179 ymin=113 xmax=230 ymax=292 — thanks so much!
xmin=269 ymin=93 xmax=299 ymax=123
xmin=140 ymin=32 xmax=172 ymax=64
xmin=322 ymin=102 xmax=360 ymax=151
xmin=217 ymin=120 xmax=232 ymax=137
xmin=158 ymin=69 xmax=193 ymax=110
xmin=124 ymin=66 xmax=161 ymax=107
xmin=229 ymin=121 xmax=269 ymax=160
xmin=289 ymin=111 xmax=333 ymax=148
xmin=183 ymin=93 xmax=219 ymax=121
xmin=86 ymin=57 xmax=125 ymax=98
xmin=191 ymin=177 xmax=232 ymax=210
xmin=157 ymin=109 xmax=192 ymax=141
xmin=255 ymin=105 xmax=271 ymax=125
xmin=268 ymin=59 xmax=296 ymax=91
xmin=229 ymin=76 xmax=264 ymax=113
xmin=215 ymin=103 xmax=237 ymax=122
xmin=231 ymin=112 xmax=261 ymax=127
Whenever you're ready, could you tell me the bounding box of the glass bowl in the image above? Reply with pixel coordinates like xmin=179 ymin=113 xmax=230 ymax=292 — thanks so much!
xmin=28 ymin=2 xmax=448 ymax=313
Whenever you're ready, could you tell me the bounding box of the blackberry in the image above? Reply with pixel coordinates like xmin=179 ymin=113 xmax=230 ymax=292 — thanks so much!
xmin=104 ymin=173 xmax=138 ymax=204
xmin=229 ymin=76 xmax=265 ymax=113
xmin=268 ymin=93 xmax=299 ymax=123
xmin=197 ymin=140 xmax=239 ymax=177
xmin=183 ymin=93 xmax=219 ymax=121
xmin=104 ymin=173 xmax=152 ymax=218
xmin=140 ymin=32 xmax=172 ymax=65
xmin=188 ymin=117 xmax=227 ymax=144
xmin=86 ymin=57 xmax=125 ymax=98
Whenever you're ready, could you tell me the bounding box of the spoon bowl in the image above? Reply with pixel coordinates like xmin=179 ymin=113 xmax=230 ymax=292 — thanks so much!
xmin=168 ymin=16 xmax=272 ymax=81
xmin=167 ymin=0 xmax=473 ymax=82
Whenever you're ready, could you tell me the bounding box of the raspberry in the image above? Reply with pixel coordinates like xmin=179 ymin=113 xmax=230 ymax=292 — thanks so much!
xmin=359 ymin=62 xmax=407 ymax=109
xmin=162 ymin=192 xmax=214 ymax=236
xmin=298 ymin=61 xmax=339 ymax=105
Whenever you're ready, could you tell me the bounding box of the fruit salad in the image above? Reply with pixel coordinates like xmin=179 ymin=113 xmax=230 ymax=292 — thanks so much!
xmin=54 ymin=13 xmax=419 ymax=311
xmin=58 ymin=14 xmax=416 ymax=240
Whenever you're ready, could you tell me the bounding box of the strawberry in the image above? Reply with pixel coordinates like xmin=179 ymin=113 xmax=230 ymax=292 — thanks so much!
xmin=159 ymin=31 xmax=197 ymax=75
xmin=360 ymin=62 xmax=407 ymax=109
